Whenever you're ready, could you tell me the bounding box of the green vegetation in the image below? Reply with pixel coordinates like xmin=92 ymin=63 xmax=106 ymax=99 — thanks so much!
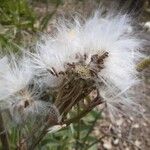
xmin=0 ymin=0 xmax=63 ymax=52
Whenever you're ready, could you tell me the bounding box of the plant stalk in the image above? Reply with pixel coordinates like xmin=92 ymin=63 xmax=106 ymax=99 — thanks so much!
xmin=0 ymin=113 xmax=10 ymax=150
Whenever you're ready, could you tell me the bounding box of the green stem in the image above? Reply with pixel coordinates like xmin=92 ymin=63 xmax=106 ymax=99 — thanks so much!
xmin=75 ymin=103 xmax=81 ymax=150
xmin=64 ymin=97 xmax=103 ymax=126
xmin=0 ymin=113 xmax=10 ymax=150
xmin=83 ymin=112 xmax=100 ymax=147
xmin=28 ymin=125 xmax=48 ymax=150
xmin=86 ymin=136 xmax=106 ymax=150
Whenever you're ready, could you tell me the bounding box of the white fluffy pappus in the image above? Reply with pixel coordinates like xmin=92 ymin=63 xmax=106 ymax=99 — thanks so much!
xmin=28 ymin=11 xmax=145 ymax=120
xmin=10 ymin=94 xmax=60 ymax=125
xmin=0 ymin=53 xmax=61 ymax=125
xmin=0 ymin=54 xmax=33 ymax=102
xmin=0 ymin=80 xmax=60 ymax=125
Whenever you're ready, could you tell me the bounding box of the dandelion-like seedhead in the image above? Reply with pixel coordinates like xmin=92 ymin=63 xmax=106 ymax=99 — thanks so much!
xmin=0 ymin=10 xmax=146 ymax=127
xmin=0 ymin=55 xmax=60 ymax=126
xmin=28 ymin=11 xmax=145 ymax=120
xmin=0 ymin=55 xmax=33 ymax=101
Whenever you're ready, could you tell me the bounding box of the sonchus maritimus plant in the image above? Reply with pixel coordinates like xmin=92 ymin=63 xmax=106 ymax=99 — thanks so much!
xmin=0 ymin=9 xmax=146 ymax=150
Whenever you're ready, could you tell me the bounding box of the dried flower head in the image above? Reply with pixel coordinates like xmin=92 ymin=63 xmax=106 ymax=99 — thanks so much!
xmin=26 ymin=11 xmax=145 ymax=121
xmin=0 ymin=55 xmax=60 ymax=125
xmin=0 ymin=10 xmax=146 ymax=127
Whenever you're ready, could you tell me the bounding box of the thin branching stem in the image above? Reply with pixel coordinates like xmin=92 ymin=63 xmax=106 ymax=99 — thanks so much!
xmin=86 ymin=135 xmax=106 ymax=150
xmin=64 ymin=97 xmax=103 ymax=126
xmin=75 ymin=103 xmax=81 ymax=150
xmin=0 ymin=113 xmax=10 ymax=150
xmin=82 ymin=112 xmax=100 ymax=147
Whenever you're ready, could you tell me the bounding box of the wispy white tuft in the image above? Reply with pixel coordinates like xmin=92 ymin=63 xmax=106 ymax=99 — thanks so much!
xmin=0 ymin=54 xmax=60 ymax=125
xmin=27 ymin=11 xmax=144 ymax=120
xmin=0 ymin=54 xmax=33 ymax=101
xmin=0 ymin=10 xmax=144 ymax=124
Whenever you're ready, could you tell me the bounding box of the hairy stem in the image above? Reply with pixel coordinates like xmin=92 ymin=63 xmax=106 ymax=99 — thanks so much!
xmin=75 ymin=103 xmax=81 ymax=150
xmin=29 ymin=125 xmax=48 ymax=150
xmin=0 ymin=113 xmax=10 ymax=150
